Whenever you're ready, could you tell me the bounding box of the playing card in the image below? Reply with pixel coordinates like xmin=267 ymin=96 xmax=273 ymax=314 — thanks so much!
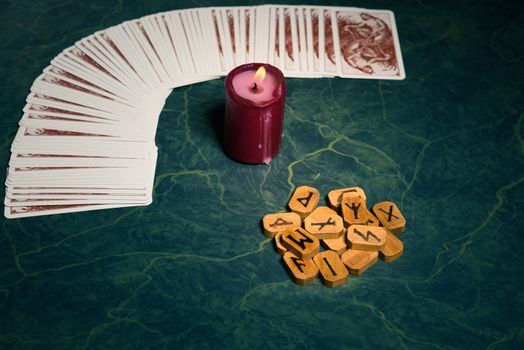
xmin=296 ymin=7 xmax=308 ymax=72
xmin=10 ymin=123 xmax=156 ymax=145
xmin=331 ymin=8 xmax=405 ymax=79
xmin=7 ymin=169 xmax=153 ymax=187
xmin=304 ymin=7 xmax=319 ymax=75
xmin=6 ymin=185 xmax=149 ymax=200
xmin=23 ymin=103 xmax=118 ymax=125
xmin=9 ymin=153 xmax=150 ymax=168
xmin=275 ymin=6 xmax=285 ymax=70
xmin=7 ymin=187 xmax=148 ymax=196
xmin=229 ymin=8 xmax=242 ymax=66
xmin=267 ymin=6 xmax=277 ymax=66
xmin=311 ymin=7 xmax=323 ymax=74
xmin=246 ymin=7 xmax=255 ymax=63
xmin=254 ymin=6 xmax=270 ymax=63
xmin=237 ymin=7 xmax=247 ymax=65
xmin=5 ymin=202 xmax=148 ymax=219
xmin=10 ymin=140 xmax=155 ymax=158
xmin=211 ymin=8 xmax=234 ymax=72
xmin=322 ymin=8 xmax=339 ymax=76
xmin=220 ymin=8 xmax=239 ymax=68
xmin=7 ymin=163 xmax=152 ymax=179
xmin=281 ymin=7 xmax=300 ymax=75
xmin=18 ymin=115 xmax=152 ymax=141
xmin=5 ymin=195 xmax=152 ymax=206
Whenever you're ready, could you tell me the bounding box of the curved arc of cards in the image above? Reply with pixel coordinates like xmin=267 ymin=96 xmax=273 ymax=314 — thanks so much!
xmin=4 ymin=6 xmax=405 ymax=218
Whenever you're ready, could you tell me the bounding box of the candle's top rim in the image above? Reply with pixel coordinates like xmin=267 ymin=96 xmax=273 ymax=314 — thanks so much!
xmin=225 ymin=63 xmax=286 ymax=108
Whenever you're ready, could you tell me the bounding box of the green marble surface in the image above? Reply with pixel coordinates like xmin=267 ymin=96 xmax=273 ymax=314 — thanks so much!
xmin=1 ymin=0 xmax=523 ymax=349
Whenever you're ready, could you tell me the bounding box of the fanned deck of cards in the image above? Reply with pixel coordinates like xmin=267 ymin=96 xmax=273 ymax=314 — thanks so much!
xmin=5 ymin=5 xmax=405 ymax=218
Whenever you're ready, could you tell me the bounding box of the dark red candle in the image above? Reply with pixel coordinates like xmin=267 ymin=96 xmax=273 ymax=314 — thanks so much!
xmin=224 ymin=63 xmax=286 ymax=164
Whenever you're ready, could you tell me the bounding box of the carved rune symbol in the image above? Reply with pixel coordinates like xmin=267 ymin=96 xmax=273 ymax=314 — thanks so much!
xmin=297 ymin=191 xmax=314 ymax=208
xmin=290 ymin=256 xmax=306 ymax=273
xmin=345 ymin=202 xmax=362 ymax=219
xmin=269 ymin=217 xmax=293 ymax=227
xmin=287 ymin=230 xmax=314 ymax=250
xmin=323 ymin=257 xmax=337 ymax=276
xmin=353 ymin=228 xmax=381 ymax=242
xmin=378 ymin=205 xmax=399 ymax=222
xmin=311 ymin=217 xmax=336 ymax=230
xmin=337 ymin=189 xmax=357 ymax=202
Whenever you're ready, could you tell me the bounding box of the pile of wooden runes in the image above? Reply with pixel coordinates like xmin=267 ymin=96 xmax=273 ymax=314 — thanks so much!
xmin=262 ymin=186 xmax=405 ymax=288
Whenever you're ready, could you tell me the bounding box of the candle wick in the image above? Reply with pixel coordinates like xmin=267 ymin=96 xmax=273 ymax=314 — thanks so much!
xmin=252 ymin=82 xmax=257 ymax=92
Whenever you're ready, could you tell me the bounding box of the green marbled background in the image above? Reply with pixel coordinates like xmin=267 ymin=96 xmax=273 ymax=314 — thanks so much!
xmin=1 ymin=0 xmax=523 ymax=349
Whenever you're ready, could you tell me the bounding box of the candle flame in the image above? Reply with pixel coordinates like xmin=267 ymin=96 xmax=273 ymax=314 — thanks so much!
xmin=253 ymin=66 xmax=266 ymax=84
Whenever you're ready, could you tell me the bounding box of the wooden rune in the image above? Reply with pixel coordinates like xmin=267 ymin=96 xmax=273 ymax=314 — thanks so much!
xmin=262 ymin=212 xmax=302 ymax=238
xmin=372 ymin=201 xmax=406 ymax=234
xmin=379 ymin=230 xmax=404 ymax=262
xmin=341 ymin=249 xmax=378 ymax=275
xmin=281 ymin=227 xmax=320 ymax=259
xmin=303 ymin=206 xmax=344 ymax=239
xmin=288 ymin=185 xmax=320 ymax=218
xmin=346 ymin=225 xmax=387 ymax=251
xmin=283 ymin=252 xmax=319 ymax=285
xmin=313 ymin=250 xmax=349 ymax=288
xmin=327 ymin=186 xmax=367 ymax=209
xmin=341 ymin=195 xmax=368 ymax=226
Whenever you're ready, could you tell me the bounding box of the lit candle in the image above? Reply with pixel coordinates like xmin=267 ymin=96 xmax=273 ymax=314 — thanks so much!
xmin=224 ymin=63 xmax=286 ymax=164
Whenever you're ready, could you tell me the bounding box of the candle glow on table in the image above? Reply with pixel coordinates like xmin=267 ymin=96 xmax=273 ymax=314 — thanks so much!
xmin=224 ymin=63 xmax=286 ymax=164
